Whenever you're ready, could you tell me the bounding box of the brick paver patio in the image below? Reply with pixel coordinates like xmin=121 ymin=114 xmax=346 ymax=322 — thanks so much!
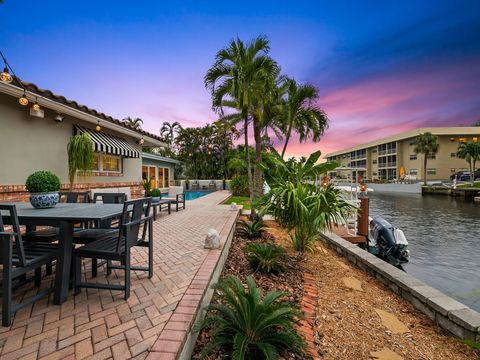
xmin=0 ymin=191 xmax=238 ymax=360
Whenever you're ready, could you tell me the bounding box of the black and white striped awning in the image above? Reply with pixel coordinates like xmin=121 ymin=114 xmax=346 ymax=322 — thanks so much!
xmin=75 ymin=126 xmax=140 ymax=158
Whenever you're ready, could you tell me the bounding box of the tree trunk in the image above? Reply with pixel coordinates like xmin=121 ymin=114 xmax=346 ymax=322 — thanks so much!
xmin=243 ymin=112 xmax=255 ymax=218
xmin=281 ymin=122 xmax=293 ymax=158
xmin=423 ymin=154 xmax=428 ymax=186
xmin=470 ymin=159 xmax=475 ymax=186
xmin=253 ymin=116 xmax=264 ymax=199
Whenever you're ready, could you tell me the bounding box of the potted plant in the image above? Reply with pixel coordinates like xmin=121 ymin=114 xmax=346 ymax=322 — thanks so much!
xmin=150 ymin=188 xmax=161 ymax=203
xmin=25 ymin=171 xmax=61 ymax=209
xmin=142 ymin=177 xmax=152 ymax=196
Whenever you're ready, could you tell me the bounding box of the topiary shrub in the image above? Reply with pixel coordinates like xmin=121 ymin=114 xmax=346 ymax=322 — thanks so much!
xmin=244 ymin=243 xmax=286 ymax=275
xmin=237 ymin=219 xmax=266 ymax=239
xmin=25 ymin=171 xmax=61 ymax=193
xmin=199 ymin=276 xmax=305 ymax=359
xmin=150 ymin=188 xmax=161 ymax=197
xmin=230 ymin=174 xmax=249 ymax=196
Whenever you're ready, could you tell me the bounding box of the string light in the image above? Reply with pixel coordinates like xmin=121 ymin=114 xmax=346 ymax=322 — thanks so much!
xmin=32 ymin=97 xmax=41 ymax=111
xmin=19 ymin=91 xmax=28 ymax=106
xmin=95 ymin=121 xmax=101 ymax=132
xmin=138 ymin=136 xmax=145 ymax=145
xmin=0 ymin=67 xmax=12 ymax=83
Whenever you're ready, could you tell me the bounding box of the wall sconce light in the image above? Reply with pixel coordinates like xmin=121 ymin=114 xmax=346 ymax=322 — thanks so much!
xmin=18 ymin=91 xmax=29 ymax=106
xmin=473 ymin=137 xmax=478 ymax=142
xmin=138 ymin=136 xmax=145 ymax=145
xmin=95 ymin=121 xmax=101 ymax=132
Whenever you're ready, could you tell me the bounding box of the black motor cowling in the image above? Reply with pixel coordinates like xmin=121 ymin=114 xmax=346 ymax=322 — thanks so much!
xmin=369 ymin=217 xmax=409 ymax=266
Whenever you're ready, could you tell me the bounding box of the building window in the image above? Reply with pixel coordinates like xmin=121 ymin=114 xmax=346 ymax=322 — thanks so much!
xmin=372 ymin=149 xmax=377 ymax=153
xmin=450 ymin=152 xmax=456 ymax=158
xmin=409 ymin=154 xmax=417 ymax=160
xmin=427 ymin=154 xmax=436 ymax=159
xmin=410 ymin=169 xmax=418 ymax=175
xmin=451 ymin=168 xmax=456 ymax=173
xmin=427 ymin=168 xmax=436 ymax=175
xmin=409 ymin=139 xmax=416 ymax=145
xmin=372 ymin=160 xmax=377 ymax=164
xmin=372 ymin=172 xmax=377 ymax=176
xmin=93 ymin=153 xmax=122 ymax=173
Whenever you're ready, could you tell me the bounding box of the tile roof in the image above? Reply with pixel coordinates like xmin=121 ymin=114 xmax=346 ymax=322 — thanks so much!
xmin=11 ymin=77 xmax=165 ymax=142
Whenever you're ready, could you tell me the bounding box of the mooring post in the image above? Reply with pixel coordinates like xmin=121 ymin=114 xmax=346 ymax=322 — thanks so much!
xmin=357 ymin=197 xmax=369 ymax=236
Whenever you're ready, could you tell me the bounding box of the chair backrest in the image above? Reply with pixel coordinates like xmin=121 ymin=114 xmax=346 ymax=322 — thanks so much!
xmin=168 ymin=186 xmax=184 ymax=198
xmin=116 ymin=198 xmax=152 ymax=254
xmin=0 ymin=204 xmax=26 ymax=267
xmin=93 ymin=193 xmax=127 ymax=204
xmin=59 ymin=191 xmax=90 ymax=203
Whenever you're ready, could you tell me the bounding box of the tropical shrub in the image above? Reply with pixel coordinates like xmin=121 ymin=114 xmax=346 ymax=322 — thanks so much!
xmin=230 ymin=174 xmax=249 ymax=196
xmin=199 ymin=276 xmax=305 ymax=359
xmin=150 ymin=188 xmax=161 ymax=197
xmin=25 ymin=171 xmax=61 ymax=193
xmin=244 ymin=243 xmax=286 ymax=274
xmin=237 ymin=219 xmax=266 ymax=239
xmin=67 ymin=133 xmax=94 ymax=190
xmin=142 ymin=177 xmax=152 ymax=196
xmin=259 ymin=150 xmax=355 ymax=252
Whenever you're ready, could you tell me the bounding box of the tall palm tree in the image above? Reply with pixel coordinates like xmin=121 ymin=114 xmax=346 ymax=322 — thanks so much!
xmin=457 ymin=141 xmax=480 ymax=185
xmin=414 ymin=132 xmax=439 ymax=185
xmin=122 ymin=117 xmax=143 ymax=130
xmin=205 ymin=35 xmax=277 ymax=213
xmin=160 ymin=121 xmax=183 ymax=145
xmin=279 ymin=78 xmax=329 ymax=158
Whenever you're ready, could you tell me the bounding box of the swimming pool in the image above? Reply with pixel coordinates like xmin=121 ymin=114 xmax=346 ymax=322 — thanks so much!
xmin=161 ymin=190 xmax=212 ymax=201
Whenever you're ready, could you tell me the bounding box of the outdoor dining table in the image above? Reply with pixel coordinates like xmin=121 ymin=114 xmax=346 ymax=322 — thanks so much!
xmin=0 ymin=202 xmax=124 ymax=305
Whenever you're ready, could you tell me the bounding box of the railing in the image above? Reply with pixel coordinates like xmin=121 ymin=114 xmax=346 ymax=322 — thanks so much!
xmin=378 ymin=149 xmax=396 ymax=156
xmin=378 ymin=162 xmax=397 ymax=168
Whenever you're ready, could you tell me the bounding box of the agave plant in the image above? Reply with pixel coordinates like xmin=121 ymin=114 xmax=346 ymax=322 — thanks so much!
xmin=199 ymin=276 xmax=305 ymax=359
xmin=244 ymin=243 xmax=286 ymax=275
xmin=237 ymin=219 xmax=266 ymax=239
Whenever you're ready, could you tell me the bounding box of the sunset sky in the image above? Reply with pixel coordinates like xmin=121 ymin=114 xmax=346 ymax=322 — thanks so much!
xmin=1 ymin=1 xmax=479 ymax=158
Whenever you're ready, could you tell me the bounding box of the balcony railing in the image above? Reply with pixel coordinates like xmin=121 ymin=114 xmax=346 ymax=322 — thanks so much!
xmin=378 ymin=149 xmax=396 ymax=156
xmin=378 ymin=162 xmax=397 ymax=168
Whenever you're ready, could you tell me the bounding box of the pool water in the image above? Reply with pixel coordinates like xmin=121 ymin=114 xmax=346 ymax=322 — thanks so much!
xmin=161 ymin=190 xmax=212 ymax=201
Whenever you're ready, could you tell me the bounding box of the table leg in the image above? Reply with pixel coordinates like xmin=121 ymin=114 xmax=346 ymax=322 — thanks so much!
xmin=53 ymin=221 xmax=74 ymax=305
xmin=153 ymin=205 xmax=157 ymax=221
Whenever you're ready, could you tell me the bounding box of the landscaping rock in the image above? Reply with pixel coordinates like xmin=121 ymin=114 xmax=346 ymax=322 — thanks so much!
xmin=342 ymin=276 xmax=364 ymax=291
xmin=204 ymin=228 xmax=220 ymax=249
xmin=370 ymin=347 xmax=404 ymax=360
xmin=374 ymin=309 xmax=409 ymax=334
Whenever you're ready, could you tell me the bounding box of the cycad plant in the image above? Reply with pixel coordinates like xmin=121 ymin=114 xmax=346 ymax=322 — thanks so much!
xmin=199 ymin=276 xmax=305 ymax=359
xmin=237 ymin=219 xmax=266 ymax=239
xmin=244 ymin=243 xmax=286 ymax=274
xmin=259 ymin=150 xmax=355 ymax=251
xmin=67 ymin=133 xmax=94 ymax=190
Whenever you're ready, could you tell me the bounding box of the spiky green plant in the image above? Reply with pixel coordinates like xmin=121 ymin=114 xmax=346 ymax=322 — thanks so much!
xmin=199 ymin=276 xmax=305 ymax=359
xmin=237 ymin=219 xmax=266 ymax=239
xmin=67 ymin=133 xmax=94 ymax=190
xmin=244 ymin=243 xmax=286 ymax=274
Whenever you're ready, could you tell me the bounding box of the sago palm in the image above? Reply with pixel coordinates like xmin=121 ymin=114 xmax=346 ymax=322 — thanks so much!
xmin=280 ymin=78 xmax=328 ymax=158
xmin=122 ymin=116 xmax=143 ymax=130
xmin=199 ymin=276 xmax=305 ymax=359
xmin=413 ymin=132 xmax=439 ymax=185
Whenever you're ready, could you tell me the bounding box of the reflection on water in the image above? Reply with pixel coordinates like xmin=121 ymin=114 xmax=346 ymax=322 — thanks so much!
xmin=368 ymin=192 xmax=480 ymax=312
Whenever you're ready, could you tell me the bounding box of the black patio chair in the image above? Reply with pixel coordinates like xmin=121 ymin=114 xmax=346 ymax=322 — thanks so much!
xmin=0 ymin=204 xmax=60 ymax=326
xmin=74 ymin=197 xmax=153 ymax=300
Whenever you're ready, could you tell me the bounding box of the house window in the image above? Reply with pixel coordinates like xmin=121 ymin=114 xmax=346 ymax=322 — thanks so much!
xmin=427 ymin=168 xmax=436 ymax=175
xmin=163 ymin=168 xmax=170 ymax=187
xmin=142 ymin=165 xmax=171 ymax=188
xmin=93 ymin=153 xmax=122 ymax=173
xmin=409 ymin=154 xmax=417 ymax=160
xmin=410 ymin=169 xmax=418 ymax=175
xmin=103 ymin=155 xmax=121 ymax=172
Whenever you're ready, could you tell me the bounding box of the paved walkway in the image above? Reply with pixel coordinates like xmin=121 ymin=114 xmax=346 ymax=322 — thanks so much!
xmin=0 ymin=191 xmax=237 ymax=360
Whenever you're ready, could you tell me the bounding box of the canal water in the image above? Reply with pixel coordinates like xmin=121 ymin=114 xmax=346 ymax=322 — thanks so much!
xmin=368 ymin=192 xmax=480 ymax=312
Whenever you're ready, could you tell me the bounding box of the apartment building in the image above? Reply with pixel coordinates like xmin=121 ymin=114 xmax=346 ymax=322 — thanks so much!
xmin=324 ymin=127 xmax=480 ymax=181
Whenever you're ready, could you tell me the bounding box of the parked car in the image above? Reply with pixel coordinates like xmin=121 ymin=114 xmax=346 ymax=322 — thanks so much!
xmin=450 ymin=171 xmax=480 ymax=181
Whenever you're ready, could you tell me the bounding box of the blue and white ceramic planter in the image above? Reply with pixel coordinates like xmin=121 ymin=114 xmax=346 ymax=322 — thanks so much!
xmin=152 ymin=196 xmax=161 ymax=203
xmin=30 ymin=192 xmax=59 ymax=209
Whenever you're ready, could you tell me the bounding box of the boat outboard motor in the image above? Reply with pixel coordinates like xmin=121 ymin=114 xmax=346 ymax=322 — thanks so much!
xmin=368 ymin=217 xmax=409 ymax=266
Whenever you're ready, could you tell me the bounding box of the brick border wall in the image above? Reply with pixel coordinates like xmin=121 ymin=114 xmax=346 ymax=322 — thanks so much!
xmin=320 ymin=231 xmax=480 ymax=342
xmin=0 ymin=182 xmax=144 ymax=202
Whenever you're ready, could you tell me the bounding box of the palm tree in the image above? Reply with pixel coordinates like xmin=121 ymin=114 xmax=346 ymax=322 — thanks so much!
xmin=160 ymin=121 xmax=183 ymax=145
xmin=414 ymin=132 xmax=439 ymax=185
xmin=205 ymin=35 xmax=277 ymax=213
xmin=122 ymin=117 xmax=143 ymax=130
xmin=457 ymin=141 xmax=480 ymax=185
xmin=279 ymin=78 xmax=329 ymax=158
